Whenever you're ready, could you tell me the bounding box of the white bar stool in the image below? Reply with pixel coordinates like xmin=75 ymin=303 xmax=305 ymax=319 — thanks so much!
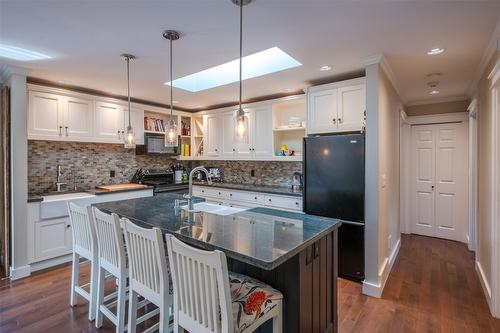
xmin=122 ymin=218 xmax=173 ymax=333
xmin=68 ymin=202 xmax=99 ymax=321
xmin=165 ymin=234 xmax=283 ymax=333
xmin=92 ymin=207 xmax=128 ymax=333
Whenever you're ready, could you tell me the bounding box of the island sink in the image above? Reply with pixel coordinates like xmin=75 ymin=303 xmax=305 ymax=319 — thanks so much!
xmin=181 ymin=202 xmax=247 ymax=216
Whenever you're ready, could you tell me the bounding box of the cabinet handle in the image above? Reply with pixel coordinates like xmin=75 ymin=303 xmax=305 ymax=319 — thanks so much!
xmin=268 ymin=198 xmax=272 ymax=202
xmin=66 ymin=224 xmax=71 ymax=228
xmin=230 ymin=193 xmax=232 ymax=196
xmin=117 ymin=130 xmax=121 ymax=139
xmin=218 ymin=192 xmax=221 ymax=195
xmin=59 ymin=126 xmax=63 ymax=136
xmin=295 ymin=202 xmax=299 ymax=205
xmin=338 ymin=118 xmax=342 ymax=124
xmin=233 ymin=148 xmax=235 ymax=152
xmin=65 ymin=126 xmax=68 ymax=136
xmin=254 ymin=196 xmax=258 ymax=200
xmin=332 ymin=118 xmax=336 ymax=124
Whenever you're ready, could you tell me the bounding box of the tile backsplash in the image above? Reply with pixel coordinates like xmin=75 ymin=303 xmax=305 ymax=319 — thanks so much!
xmin=28 ymin=140 xmax=302 ymax=194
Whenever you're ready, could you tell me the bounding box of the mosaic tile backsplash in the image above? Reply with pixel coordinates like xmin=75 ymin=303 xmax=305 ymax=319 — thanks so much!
xmin=28 ymin=140 xmax=302 ymax=194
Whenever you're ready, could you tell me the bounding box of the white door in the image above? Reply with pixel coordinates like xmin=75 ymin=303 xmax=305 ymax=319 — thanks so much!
xmin=222 ymin=111 xmax=236 ymax=157
xmin=337 ymin=84 xmax=365 ymax=132
xmin=34 ymin=218 xmax=72 ymax=261
xmin=307 ymin=88 xmax=338 ymax=134
xmin=95 ymin=101 xmax=123 ymax=142
xmin=63 ymin=96 xmax=94 ymax=139
xmin=28 ymin=91 xmax=64 ymax=138
xmin=251 ymin=106 xmax=273 ymax=158
xmin=204 ymin=114 xmax=221 ymax=157
xmin=411 ymin=122 xmax=468 ymax=242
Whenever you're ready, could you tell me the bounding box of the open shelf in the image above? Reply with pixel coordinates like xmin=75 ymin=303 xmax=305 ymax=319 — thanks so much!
xmin=273 ymin=126 xmax=306 ymax=132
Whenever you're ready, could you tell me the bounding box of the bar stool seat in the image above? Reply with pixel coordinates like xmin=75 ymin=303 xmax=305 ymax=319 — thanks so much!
xmin=229 ymin=272 xmax=283 ymax=333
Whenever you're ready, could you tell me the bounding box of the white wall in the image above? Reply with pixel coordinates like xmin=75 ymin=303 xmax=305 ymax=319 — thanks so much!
xmin=363 ymin=55 xmax=403 ymax=297
xmin=0 ymin=64 xmax=30 ymax=279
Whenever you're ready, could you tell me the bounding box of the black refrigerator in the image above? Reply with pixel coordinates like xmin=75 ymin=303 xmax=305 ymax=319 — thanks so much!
xmin=304 ymin=133 xmax=365 ymax=281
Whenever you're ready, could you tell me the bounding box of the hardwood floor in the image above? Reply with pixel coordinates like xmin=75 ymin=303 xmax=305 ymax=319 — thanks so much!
xmin=1 ymin=234 xmax=499 ymax=332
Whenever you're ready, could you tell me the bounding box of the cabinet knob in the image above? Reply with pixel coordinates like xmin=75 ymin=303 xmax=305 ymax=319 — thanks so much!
xmin=254 ymin=196 xmax=258 ymax=200
xmin=338 ymin=118 xmax=342 ymax=124
xmin=66 ymin=224 xmax=71 ymax=228
xmin=332 ymin=118 xmax=336 ymax=124
xmin=268 ymin=198 xmax=272 ymax=202
xmin=233 ymin=148 xmax=235 ymax=152
xmin=230 ymin=193 xmax=232 ymax=196
xmin=65 ymin=126 xmax=69 ymax=137
xmin=295 ymin=202 xmax=299 ymax=205
xmin=59 ymin=126 xmax=63 ymax=136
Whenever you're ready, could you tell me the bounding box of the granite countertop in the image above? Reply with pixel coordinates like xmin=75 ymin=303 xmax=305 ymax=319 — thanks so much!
xmin=28 ymin=185 xmax=154 ymax=203
xmin=193 ymin=181 xmax=303 ymax=197
xmin=93 ymin=193 xmax=340 ymax=270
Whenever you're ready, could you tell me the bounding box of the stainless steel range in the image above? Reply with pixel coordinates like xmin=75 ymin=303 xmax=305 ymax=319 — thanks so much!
xmin=132 ymin=168 xmax=188 ymax=195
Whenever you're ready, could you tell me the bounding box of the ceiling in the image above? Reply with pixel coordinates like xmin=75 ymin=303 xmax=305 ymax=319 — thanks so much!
xmin=1 ymin=1 xmax=499 ymax=110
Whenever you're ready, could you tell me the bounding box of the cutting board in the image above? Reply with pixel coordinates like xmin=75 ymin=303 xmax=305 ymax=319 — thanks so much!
xmin=95 ymin=183 xmax=147 ymax=191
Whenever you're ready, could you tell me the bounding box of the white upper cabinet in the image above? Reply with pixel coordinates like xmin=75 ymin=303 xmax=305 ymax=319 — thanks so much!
xmin=250 ymin=106 xmax=273 ymax=158
xmin=337 ymin=84 xmax=365 ymax=132
xmin=221 ymin=111 xmax=236 ymax=157
xmin=95 ymin=101 xmax=123 ymax=142
xmin=63 ymin=96 xmax=94 ymax=139
xmin=204 ymin=114 xmax=221 ymax=157
xmin=307 ymin=88 xmax=338 ymax=134
xmin=28 ymin=91 xmax=64 ymax=138
xmin=307 ymin=77 xmax=366 ymax=134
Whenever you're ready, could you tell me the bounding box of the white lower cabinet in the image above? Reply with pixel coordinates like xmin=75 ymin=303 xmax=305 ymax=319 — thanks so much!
xmin=27 ymin=189 xmax=153 ymax=268
xmin=193 ymin=185 xmax=303 ymax=212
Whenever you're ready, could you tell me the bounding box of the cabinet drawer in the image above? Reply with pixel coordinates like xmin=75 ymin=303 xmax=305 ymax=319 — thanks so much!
xmin=264 ymin=195 xmax=303 ymax=211
xmin=193 ymin=186 xmax=229 ymax=199
xmin=229 ymin=191 xmax=265 ymax=205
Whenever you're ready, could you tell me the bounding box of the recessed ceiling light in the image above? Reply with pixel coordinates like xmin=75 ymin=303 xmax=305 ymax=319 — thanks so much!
xmin=320 ymin=65 xmax=332 ymax=71
xmin=0 ymin=44 xmax=52 ymax=61
xmin=165 ymin=47 xmax=301 ymax=92
xmin=429 ymin=90 xmax=440 ymax=95
xmin=427 ymin=48 xmax=446 ymax=56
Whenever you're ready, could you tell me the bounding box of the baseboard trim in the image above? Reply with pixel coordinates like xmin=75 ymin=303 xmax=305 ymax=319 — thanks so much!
xmin=30 ymin=254 xmax=73 ymax=273
xmin=9 ymin=265 xmax=31 ymax=280
xmin=476 ymin=260 xmax=492 ymax=309
xmin=363 ymin=239 xmax=401 ymax=298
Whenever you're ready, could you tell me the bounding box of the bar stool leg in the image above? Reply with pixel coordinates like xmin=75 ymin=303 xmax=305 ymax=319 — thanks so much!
xmin=95 ymin=267 xmax=105 ymax=329
xmin=116 ymin=274 xmax=127 ymax=333
xmin=88 ymin=258 xmax=98 ymax=321
xmin=70 ymin=252 xmax=80 ymax=307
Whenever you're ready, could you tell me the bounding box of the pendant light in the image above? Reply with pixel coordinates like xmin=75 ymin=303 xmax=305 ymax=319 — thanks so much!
xmin=233 ymin=0 xmax=253 ymax=139
xmin=121 ymin=53 xmax=136 ymax=149
xmin=163 ymin=30 xmax=180 ymax=147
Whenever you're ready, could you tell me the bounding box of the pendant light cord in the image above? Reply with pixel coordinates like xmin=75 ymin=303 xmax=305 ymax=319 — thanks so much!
xmin=126 ymin=56 xmax=131 ymax=127
xmin=239 ymin=0 xmax=243 ymax=113
xmin=170 ymin=38 xmax=173 ymax=120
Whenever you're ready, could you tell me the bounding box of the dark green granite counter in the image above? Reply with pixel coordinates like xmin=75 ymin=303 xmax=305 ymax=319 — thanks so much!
xmin=93 ymin=193 xmax=340 ymax=270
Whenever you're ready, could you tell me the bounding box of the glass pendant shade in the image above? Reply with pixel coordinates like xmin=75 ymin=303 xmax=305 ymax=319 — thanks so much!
xmin=165 ymin=118 xmax=178 ymax=147
xmin=124 ymin=125 xmax=136 ymax=149
xmin=236 ymin=110 xmax=248 ymax=138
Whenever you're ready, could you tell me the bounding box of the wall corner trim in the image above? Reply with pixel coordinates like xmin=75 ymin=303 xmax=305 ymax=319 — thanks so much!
xmin=9 ymin=265 xmax=31 ymax=281
xmin=0 ymin=64 xmax=31 ymax=82
xmin=476 ymin=260 xmax=492 ymax=308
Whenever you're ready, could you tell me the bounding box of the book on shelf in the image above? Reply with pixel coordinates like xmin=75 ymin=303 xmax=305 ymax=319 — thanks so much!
xmin=144 ymin=117 xmax=165 ymax=132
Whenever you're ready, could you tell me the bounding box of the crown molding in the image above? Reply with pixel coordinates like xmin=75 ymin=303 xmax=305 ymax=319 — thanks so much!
xmin=488 ymin=59 xmax=500 ymax=87
xmin=467 ymin=19 xmax=500 ymax=95
xmin=0 ymin=64 xmax=31 ymax=83
xmin=362 ymin=52 xmax=407 ymax=104
xmin=405 ymin=95 xmax=469 ymax=107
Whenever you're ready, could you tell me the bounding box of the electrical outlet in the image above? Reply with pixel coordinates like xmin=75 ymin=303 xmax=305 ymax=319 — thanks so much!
xmin=251 ymin=169 xmax=255 ymax=177
xmin=110 ymin=170 xmax=115 ymax=178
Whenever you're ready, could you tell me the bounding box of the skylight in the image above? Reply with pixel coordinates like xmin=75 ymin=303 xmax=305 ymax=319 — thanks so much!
xmin=0 ymin=44 xmax=52 ymax=61
xmin=165 ymin=47 xmax=301 ymax=92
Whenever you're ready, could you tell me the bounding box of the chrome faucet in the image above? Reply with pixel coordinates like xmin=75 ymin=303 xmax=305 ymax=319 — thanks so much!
xmin=55 ymin=164 xmax=67 ymax=192
xmin=184 ymin=166 xmax=212 ymax=211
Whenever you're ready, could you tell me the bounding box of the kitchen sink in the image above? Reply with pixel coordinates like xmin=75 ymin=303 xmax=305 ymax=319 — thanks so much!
xmin=181 ymin=202 xmax=247 ymax=216
xmin=41 ymin=192 xmax=96 ymax=219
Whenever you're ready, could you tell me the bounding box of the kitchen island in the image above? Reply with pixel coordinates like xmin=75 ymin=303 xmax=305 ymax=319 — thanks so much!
xmin=94 ymin=193 xmax=341 ymax=333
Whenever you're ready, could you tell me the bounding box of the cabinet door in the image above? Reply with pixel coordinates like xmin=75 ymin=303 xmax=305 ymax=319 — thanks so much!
xmin=307 ymin=88 xmax=338 ymax=134
xmin=124 ymin=108 xmax=145 ymax=145
xmin=204 ymin=114 xmax=221 ymax=157
xmin=34 ymin=217 xmax=72 ymax=261
xmin=28 ymin=91 xmax=64 ymax=138
xmin=63 ymin=96 xmax=94 ymax=139
xmin=95 ymin=101 xmax=123 ymax=142
xmin=222 ymin=111 xmax=236 ymax=157
xmin=251 ymin=106 xmax=273 ymax=158
xmin=337 ymin=84 xmax=365 ymax=132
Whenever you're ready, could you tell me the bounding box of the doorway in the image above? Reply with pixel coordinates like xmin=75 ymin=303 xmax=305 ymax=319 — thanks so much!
xmin=410 ymin=121 xmax=468 ymax=242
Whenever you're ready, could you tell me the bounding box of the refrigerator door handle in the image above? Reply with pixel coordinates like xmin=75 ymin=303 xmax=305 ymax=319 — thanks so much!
xmin=339 ymin=220 xmax=365 ymax=226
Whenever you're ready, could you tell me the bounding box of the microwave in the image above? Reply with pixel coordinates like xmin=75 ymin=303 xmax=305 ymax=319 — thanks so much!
xmin=136 ymin=133 xmax=179 ymax=155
